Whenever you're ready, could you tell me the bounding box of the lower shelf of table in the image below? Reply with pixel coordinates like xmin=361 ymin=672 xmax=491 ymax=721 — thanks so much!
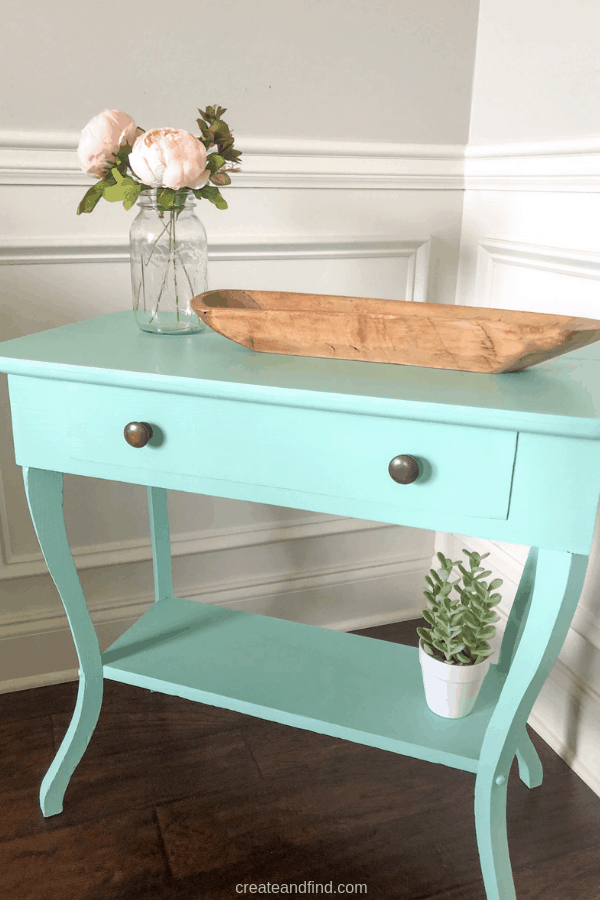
xmin=102 ymin=597 xmax=507 ymax=774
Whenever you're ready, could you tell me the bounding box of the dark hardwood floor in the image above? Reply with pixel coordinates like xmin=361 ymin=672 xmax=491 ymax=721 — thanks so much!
xmin=1 ymin=619 xmax=599 ymax=900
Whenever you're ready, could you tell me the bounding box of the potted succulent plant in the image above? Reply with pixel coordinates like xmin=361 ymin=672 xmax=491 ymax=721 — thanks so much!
xmin=417 ymin=549 xmax=503 ymax=719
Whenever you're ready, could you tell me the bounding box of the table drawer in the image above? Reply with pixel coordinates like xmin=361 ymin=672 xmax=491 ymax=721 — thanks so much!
xmin=12 ymin=379 xmax=517 ymax=520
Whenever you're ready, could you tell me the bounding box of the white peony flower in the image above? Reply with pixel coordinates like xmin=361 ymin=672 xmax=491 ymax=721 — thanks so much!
xmin=129 ymin=128 xmax=211 ymax=191
xmin=77 ymin=110 xmax=143 ymax=178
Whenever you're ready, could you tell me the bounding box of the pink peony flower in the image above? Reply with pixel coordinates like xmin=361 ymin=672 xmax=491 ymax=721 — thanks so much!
xmin=77 ymin=110 xmax=143 ymax=179
xmin=129 ymin=128 xmax=211 ymax=190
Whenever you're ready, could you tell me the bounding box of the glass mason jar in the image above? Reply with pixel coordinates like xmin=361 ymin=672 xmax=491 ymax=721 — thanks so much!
xmin=129 ymin=189 xmax=207 ymax=334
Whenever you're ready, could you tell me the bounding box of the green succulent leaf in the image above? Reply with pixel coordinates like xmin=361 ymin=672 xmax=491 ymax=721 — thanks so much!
xmin=479 ymin=625 xmax=497 ymax=639
xmin=419 ymin=547 xmax=502 ymax=657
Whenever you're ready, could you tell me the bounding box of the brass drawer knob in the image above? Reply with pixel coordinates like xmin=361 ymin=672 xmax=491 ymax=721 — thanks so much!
xmin=124 ymin=422 xmax=153 ymax=448
xmin=388 ymin=454 xmax=421 ymax=484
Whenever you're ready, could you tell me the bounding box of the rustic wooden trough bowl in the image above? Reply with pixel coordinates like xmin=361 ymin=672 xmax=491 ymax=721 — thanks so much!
xmin=190 ymin=290 xmax=600 ymax=374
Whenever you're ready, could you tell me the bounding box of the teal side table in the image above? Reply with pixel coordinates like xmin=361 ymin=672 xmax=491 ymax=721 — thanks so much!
xmin=1 ymin=311 xmax=600 ymax=900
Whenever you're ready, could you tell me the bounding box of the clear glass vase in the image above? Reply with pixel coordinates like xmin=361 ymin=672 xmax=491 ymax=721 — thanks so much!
xmin=129 ymin=189 xmax=207 ymax=334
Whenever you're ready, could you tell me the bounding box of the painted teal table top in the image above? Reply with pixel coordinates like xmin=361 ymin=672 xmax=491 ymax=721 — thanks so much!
xmin=0 ymin=310 xmax=598 ymax=900
xmin=0 ymin=311 xmax=599 ymax=437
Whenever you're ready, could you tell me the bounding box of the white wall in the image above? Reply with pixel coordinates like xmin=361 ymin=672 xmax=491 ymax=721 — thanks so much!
xmin=4 ymin=0 xmax=479 ymax=143
xmin=0 ymin=1 xmax=480 ymax=690
xmin=468 ymin=0 xmax=600 ymax=144
xmin=455 ymin=0 xmax=600 ymax=797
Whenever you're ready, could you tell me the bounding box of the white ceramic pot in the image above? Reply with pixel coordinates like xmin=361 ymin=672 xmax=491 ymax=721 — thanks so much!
xmin=418 ymin=641 xmax=491 ymax=719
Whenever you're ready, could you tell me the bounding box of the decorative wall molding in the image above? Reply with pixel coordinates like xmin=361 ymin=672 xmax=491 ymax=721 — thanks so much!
xmin=465 ymin=136 xmax=600 ymax=192
xmin=8 ymin=130 xmax=600 ymax=191
xmin=529 ymin=659 xmax=600 ymax=800
xmin=0 ymin=544 xmax=430 ymax=640
xmin=0 ymin=232 xmax=430 ymax=273
xmin=466 ymin=136 xmax=600 ymax=159
xmin=0 ymin=234 xmax=431 ymax=307
xmin=474 ymin=238 xmax=600 ymax=308
xmin=0 ymin=512 xmax=392 ymax=583
xmin=0 ymin=132 xmax=465 ymax=190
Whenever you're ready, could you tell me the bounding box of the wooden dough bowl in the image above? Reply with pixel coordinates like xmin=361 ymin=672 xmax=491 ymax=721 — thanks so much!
xmin=190 ymin=290 xmax=600 ymax=374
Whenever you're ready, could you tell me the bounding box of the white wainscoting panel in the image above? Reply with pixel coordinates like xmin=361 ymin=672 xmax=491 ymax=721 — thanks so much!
xmin=0 ymin=235 xmax=431 ymax=304
xmin=474 ymin=238 xmax=600 ymax=319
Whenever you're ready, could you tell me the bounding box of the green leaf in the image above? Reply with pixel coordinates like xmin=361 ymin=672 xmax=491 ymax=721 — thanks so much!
xmin=206 ymin=152 xmax=226 ymax=174
xmin=210 ymin=171 xmax=231 ymax=186
xmin=103 ymin=173 xmax=141 ymax=205
xmin=76 ymin=181 xmax=104 ymax=215
xmin=192 ymin=185 xmax=228 ymax=209
xmin=421 ymin=609 xmax=436 ymax=626
xmin=419 ymin=640 xmax=437 ymax=658
xmin=478 ymin=625 xmax=497 ymax=639
xmin=489 ymin=578 xmax=503 ymax=590
xmin=156 ymin=188 xmax=175 ymax=210
xmin=122 ymin=181 xmax=142 ymax=210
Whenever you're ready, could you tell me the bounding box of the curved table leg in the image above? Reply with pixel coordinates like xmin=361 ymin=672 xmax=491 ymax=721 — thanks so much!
xmin=23 ymin=467 xmax=103 ymax=817
xmin=515 ymin=731 xmax=543 ymax=789
xmin=474 ymin=548 xmax=588 ymax=900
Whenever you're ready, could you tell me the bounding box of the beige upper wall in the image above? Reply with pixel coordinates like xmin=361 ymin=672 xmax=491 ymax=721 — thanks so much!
xmin=469 ymin=0 xmax=600 ymax=144
xmin=5 ymin=0 xmax=479 ymax=144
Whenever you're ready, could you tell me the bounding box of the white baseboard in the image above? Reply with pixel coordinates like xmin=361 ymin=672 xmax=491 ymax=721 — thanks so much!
xmin=0 ymin=549 xmax=431 ymax=694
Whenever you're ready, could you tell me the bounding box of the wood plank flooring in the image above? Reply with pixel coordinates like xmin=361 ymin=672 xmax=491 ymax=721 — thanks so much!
xmin=0 ymin=619 xmax=599 ymax=900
